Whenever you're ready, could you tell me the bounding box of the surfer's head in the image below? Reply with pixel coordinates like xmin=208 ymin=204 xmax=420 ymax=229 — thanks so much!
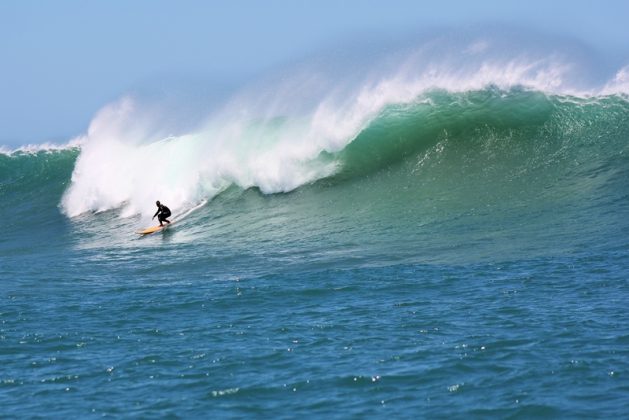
xmin=156 ymin=201 xmax=160 ymax=206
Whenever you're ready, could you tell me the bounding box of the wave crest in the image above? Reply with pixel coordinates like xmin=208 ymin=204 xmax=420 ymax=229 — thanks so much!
xmin=60 ymin=32 xmax=629 ymax=218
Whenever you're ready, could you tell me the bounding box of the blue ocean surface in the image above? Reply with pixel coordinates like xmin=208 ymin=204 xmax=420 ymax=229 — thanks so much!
xmin=2 ymin=47 xmax=629 ymax=417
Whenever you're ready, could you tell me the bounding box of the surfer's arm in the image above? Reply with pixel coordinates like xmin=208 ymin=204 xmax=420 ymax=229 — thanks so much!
xmin=153 ymin=209 xmax=160 ymax=218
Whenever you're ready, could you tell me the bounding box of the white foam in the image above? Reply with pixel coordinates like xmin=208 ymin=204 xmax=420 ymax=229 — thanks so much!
xmin=61 ymin=97 xmax=340 ymax=218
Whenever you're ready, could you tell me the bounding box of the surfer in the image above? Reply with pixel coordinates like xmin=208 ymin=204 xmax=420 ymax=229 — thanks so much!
xmin=153 ymin=201 xmax=171 ymax=226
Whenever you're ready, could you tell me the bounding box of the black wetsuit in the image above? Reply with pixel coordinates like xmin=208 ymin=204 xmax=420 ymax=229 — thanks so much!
xmin=154 ymin=204 xmax=171 ymax=225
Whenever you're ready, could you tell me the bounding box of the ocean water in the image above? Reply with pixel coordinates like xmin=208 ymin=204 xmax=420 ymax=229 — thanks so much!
xmin=2 ymin=40 xmax=629 ymax=417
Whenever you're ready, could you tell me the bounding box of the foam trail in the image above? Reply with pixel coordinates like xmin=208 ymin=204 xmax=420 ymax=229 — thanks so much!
xmin=172 ymin=199 xmax=208 ymax=222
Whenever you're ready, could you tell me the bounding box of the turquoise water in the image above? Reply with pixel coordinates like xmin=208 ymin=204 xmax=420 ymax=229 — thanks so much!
xmin=1 ymin=89 xmax=629 ymax=417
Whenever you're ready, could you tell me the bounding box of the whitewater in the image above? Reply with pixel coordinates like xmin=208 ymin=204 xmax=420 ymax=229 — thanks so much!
xmin=1 ymin=32 xmax=629 ymax=417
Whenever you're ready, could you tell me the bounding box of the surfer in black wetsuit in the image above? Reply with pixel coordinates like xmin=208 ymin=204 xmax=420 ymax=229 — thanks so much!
xmin=153 ymin=201 xmax=171 ymax=226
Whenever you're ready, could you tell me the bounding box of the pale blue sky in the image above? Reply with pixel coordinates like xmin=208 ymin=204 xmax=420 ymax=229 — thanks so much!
xmin=1 ymin=0 xmax=628 ymax=146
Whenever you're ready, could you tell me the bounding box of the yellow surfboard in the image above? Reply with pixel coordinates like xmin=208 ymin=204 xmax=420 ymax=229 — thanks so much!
xmin=137 ymin=222 xmax=173 ymax=235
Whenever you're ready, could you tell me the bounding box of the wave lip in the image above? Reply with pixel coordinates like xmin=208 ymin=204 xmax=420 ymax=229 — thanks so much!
xmin=0 ymin=139 xmax=82 ymax=156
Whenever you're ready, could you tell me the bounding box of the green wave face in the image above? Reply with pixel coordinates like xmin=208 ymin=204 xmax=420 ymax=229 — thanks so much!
xmin=0 ymin=149 xmax=78 ymax=224
xmin=313 ymin=90 xmax=629 ymax=262
xmin=338 ymin=89 xmax=625 ymax=178
xmin=329 ymin=90 xmax=628 ymax=226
